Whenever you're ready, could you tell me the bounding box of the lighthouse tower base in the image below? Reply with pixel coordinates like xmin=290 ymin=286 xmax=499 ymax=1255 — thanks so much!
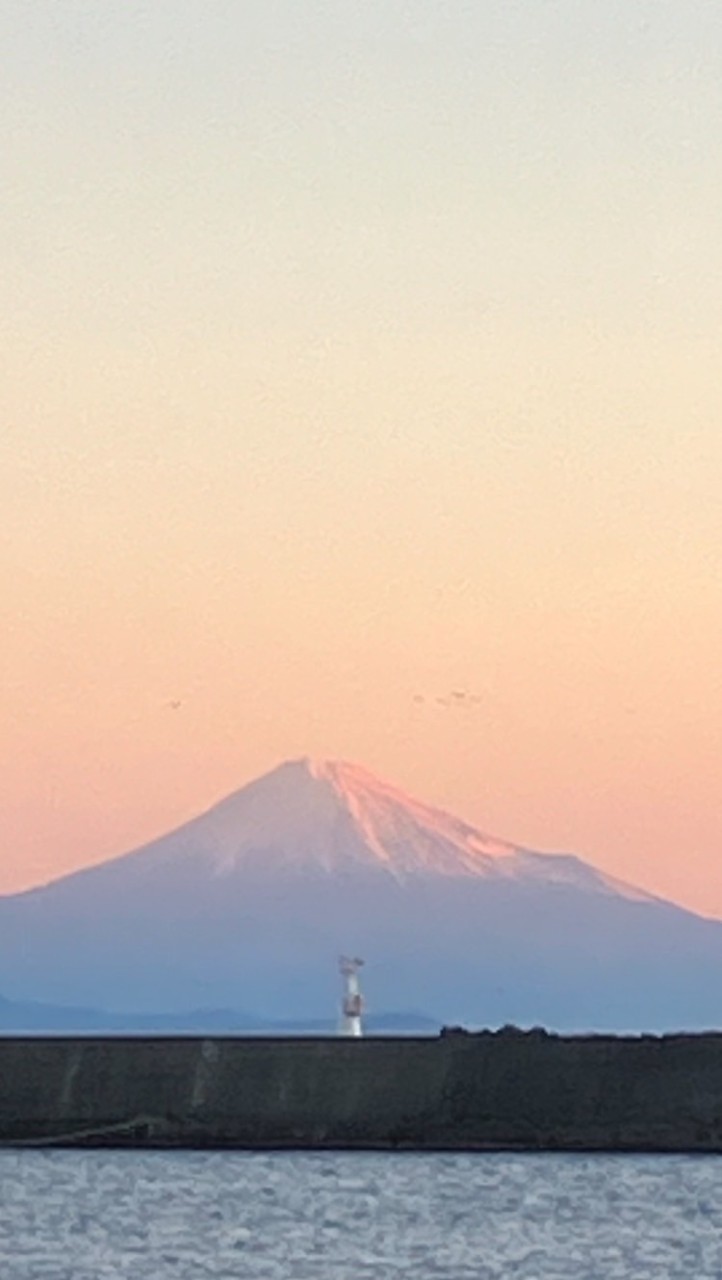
xmin=338 ymin=957 xmax=364 ymax=1038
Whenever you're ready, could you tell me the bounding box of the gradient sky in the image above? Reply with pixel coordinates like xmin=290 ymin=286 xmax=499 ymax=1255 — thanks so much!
xmin=2 ymin=1 xmax=721 ymax=915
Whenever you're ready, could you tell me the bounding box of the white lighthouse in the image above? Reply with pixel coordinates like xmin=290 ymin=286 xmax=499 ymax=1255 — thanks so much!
xmin=339 ymin=955 xmax=364 ymax=1037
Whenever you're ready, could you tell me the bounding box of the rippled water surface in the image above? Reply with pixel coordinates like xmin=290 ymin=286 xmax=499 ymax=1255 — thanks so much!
xmin=1 ymin=1150 xmax=721 ymax=1278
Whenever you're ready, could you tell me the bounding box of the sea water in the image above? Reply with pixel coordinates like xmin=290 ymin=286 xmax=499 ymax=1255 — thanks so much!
xmin=1 ymin=1149 xmax=721 ymax=1278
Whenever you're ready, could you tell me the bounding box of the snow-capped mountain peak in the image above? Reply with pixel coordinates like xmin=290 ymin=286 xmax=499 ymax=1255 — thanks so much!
xmin=177 ymin=756 xmax=518 ymax=880
xmin=149 ymin=757 xmax=655 ymax=902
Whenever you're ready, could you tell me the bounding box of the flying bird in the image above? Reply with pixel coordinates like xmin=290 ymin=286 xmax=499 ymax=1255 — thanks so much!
xmin=415 ymin=690 xmax=484 ymax=711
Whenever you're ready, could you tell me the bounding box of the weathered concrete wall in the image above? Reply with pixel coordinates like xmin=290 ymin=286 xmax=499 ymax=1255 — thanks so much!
xmin=2 ymin=1029 xmax=722 ymax=1151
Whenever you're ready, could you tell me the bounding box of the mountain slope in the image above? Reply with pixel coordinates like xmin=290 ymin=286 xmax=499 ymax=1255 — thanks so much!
xmin=1 ymin=758 xmax=720 ymax=1031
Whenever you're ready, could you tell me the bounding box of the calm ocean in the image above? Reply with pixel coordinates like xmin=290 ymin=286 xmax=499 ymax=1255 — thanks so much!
xmin=1 ymin=1149 xmax=720 ymax=1278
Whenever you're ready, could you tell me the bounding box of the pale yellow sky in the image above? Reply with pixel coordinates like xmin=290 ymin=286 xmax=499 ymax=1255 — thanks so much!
xmin=2 ymin=1 xmax=721 ymax=913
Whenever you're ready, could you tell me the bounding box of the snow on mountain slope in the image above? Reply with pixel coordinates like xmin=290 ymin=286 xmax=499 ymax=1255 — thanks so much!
xmin=124 ymin=756 xmax=656 ymax=902
xmin=158 ymin=756 xmax=521 ymax=878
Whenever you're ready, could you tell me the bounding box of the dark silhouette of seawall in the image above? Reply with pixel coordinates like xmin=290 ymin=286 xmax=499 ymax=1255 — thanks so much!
xmin=2 ymin=1028 xmax=722 ymax=1151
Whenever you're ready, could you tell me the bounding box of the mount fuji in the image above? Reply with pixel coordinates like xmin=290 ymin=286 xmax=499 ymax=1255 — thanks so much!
xmin=2 ymin=757 xmax=721 ymax=1031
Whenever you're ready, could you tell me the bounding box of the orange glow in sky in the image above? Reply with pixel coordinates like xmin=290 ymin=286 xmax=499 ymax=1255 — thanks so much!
xmin=2 ymin=2 xmax=721 ymax=915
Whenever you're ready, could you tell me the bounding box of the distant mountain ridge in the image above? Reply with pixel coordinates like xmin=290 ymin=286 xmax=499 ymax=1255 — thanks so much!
xmin=0 ymin=991 xmax=437 ymax=1035
xmin=1 ymin=757 xmax=721 ymax=1032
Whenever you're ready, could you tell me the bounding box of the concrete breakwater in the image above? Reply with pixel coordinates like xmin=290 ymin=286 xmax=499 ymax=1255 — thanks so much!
xmin=2 ymin=1029 xmax=722 ymax=1152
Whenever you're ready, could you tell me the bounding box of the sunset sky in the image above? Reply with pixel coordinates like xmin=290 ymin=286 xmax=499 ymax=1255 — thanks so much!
xmin=2 ymin=1 xmax=721 ymax=916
